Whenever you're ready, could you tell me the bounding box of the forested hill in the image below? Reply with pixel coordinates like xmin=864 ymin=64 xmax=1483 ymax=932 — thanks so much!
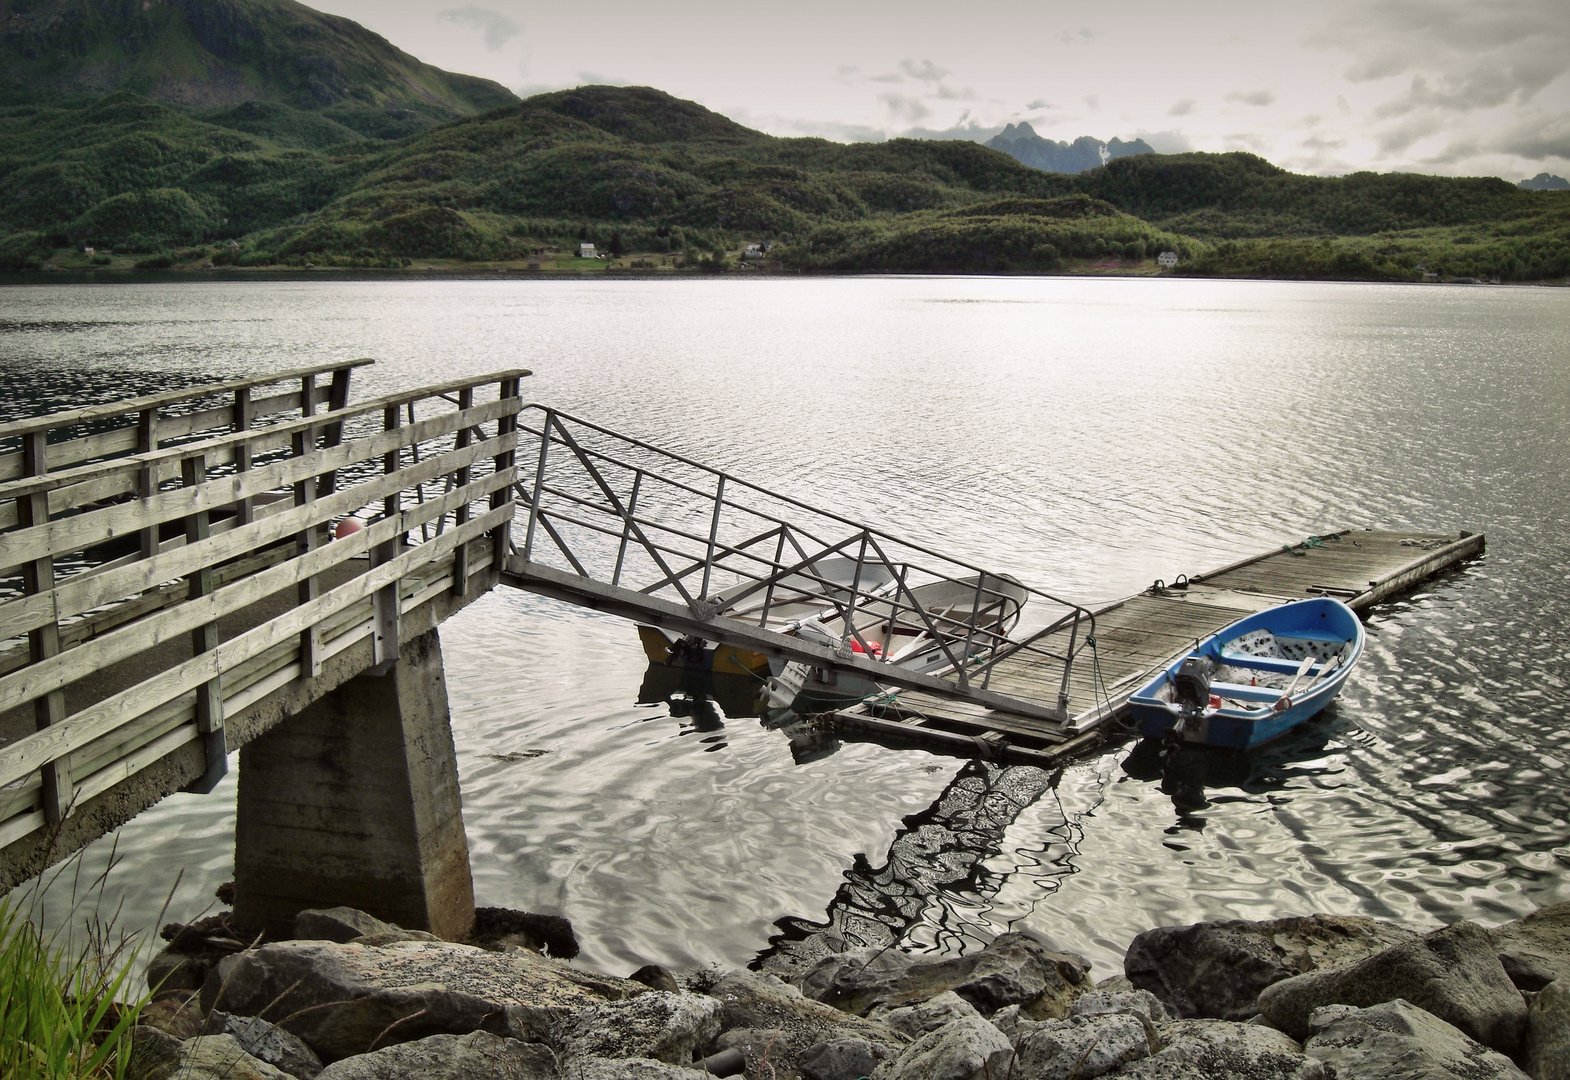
xmin=0 ymin=0 xmax=516 ymax=139
xmin=0 ymin=26 xmax=1565 ymax=282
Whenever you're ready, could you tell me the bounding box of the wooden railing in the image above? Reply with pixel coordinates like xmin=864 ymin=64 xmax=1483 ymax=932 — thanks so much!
xmin=0 ymin=364 xmax=525 ymax=852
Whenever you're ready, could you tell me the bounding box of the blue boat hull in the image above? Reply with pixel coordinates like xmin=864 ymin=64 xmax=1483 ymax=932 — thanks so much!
xmin=1128 ymin=598 xmax=1365 ymax=750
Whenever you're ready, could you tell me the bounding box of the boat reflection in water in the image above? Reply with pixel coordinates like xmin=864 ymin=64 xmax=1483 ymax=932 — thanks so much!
xmin=1121 ymin=706 xmax=1349 ymax=816
xmin=635 ymin=661 xmax=842 ymax=764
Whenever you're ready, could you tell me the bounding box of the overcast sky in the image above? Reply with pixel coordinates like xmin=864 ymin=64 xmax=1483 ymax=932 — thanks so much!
xmin=312 ymin=0 xmax=1568 ymax=180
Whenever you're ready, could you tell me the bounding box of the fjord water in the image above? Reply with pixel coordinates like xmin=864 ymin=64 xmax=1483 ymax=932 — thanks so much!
xmin=3 ymin=276 xmax=1568 ymax=977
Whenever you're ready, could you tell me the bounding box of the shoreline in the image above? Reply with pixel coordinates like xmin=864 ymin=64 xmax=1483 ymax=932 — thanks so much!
xmin=122 ymin=894 xmax=1568 ymax=1079
xmin=4 ymin=266 xmax=1564 ymax=287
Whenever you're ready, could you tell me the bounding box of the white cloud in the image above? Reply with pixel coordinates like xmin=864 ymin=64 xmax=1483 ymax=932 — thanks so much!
xmin=879 ymin=92 xmax=933 ymax=123
xmin=1225 ymin=89 xmax=1276 ymax=107
xmin=437 ymin=5 xmax=520 ymax=51
xmin=900 ymin=59 xmax=950 ymax=83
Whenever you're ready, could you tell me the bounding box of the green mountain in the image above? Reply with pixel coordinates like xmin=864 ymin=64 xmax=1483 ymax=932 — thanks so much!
xmin=0 ymin=0 xmax=1565 ymax=282
xmin=0 ymin=0 xmax=516 ymax=140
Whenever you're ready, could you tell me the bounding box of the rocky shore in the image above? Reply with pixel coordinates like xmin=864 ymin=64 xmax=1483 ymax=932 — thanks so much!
xmin=130 ymin=899 xmax=1570 ymax=1080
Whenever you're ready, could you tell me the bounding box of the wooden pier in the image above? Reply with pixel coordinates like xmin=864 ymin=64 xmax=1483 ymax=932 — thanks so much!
xmin=830 ymin=528 xmax=1484 ymax=764
xmin=0 ymin=362 xmax=524 ymax=910
xmin=0 ymin=368 xmax=1485 ymax=911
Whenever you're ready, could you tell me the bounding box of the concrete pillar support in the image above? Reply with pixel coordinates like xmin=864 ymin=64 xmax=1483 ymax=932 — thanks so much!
xmin=232 ymin=627 xmax=474 ymax=940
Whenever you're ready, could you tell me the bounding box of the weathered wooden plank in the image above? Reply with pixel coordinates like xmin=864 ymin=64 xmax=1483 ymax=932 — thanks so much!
xmin=0 ymin=364 xmax=374 ymax=504
xmin=180 ymin=453 xmax=227 ymax=793
xmin=0 ymin=468 xmax=513 ymax=716
xmin=0 ymin=397 xmax=518 ymax=574
xmin=0 ymin=499 xmax=515 ymax=789
xmin=371 ymin=404 xmax=404 ymax=669
xmin=0 ymin=430 xmax=512 ymax=638
xmin=0 ymin=359 xmax=376 ymax=444
xmin=162 ymin=388 xmax=304 ymax=444
xmin=15 ymin=430 xmax=71 ymax=824
xmin=0 ymin=369 xmax=525 ymax=506
xmin=294 ymin=376 xmax=325 ymax=678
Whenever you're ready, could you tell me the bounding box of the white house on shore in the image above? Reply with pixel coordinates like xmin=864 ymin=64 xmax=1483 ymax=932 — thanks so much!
xmin=579 ymin=242 xmax=596 ymax=259
xmin=1157 ymin=251 xmax=1179 ymax=268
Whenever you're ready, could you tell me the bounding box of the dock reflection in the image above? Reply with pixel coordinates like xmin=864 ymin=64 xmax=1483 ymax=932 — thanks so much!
xmin=753 ymin=760 xmax=1063 ymax=976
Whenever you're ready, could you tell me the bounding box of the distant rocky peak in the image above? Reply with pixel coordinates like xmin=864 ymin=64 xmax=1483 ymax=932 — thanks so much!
xmin=994 ymin=121 xmax=1040 ymax=142
xmin=985 ymin=126 xmax=1155 ymax=174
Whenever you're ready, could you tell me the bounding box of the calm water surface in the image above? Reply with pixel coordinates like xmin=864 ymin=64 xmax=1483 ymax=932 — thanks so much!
xmin=3 ymin=276 xmax=1567 ymax=978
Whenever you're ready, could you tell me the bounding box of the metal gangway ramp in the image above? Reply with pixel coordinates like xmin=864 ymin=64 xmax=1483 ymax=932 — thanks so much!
xmin=500 ymin=407 xmax=1098 ymax=735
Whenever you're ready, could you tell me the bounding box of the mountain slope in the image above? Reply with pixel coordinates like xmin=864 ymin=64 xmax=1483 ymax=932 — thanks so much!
xmin=1 ymin=78 xmax=1564 ymax=282
xmin=0 ymin=0 xmax=516 ymax=139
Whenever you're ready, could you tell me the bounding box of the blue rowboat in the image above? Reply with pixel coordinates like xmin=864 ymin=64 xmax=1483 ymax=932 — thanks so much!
xmin=1128 ymin=597 xmax=1365 ymax=749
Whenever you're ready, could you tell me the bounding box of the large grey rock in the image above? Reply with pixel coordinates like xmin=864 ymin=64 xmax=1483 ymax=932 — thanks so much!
xmin=799 ymin=1036 xmax=899 ymax=1080
xmin=550 ymin=991 xmax=721 ymax=1065
xmin=873 ymin=1014 xmax=1014 ymax=1080
xmin=1114 ymin=1019 xmax=1325 ymax=1080
xmin=869 ymin=990 xmax=982 ymax=1039
xmin=1493 ymin=902 xmax=1570 ymax=991
xmin=1009 ymin=1013 xmax=1152 ymax=1079
xmin=697 ymin=968 xmax=905 ymax=1060
xmin=628 ymin=965 xmax=681 ymax=994
xmin=1069 ymin=988 xmax=1169 ymax=1024
xmin=138 ymin=991 xmax=205 ymax=1039
xmin=1124 ymin=914 xmax=1419 ymax=1020
xmin=1256 ymin=920 xmax=1528 ymax=1052
xmin=203 ymin=939 xmax=642 ymax=1062
xmin=128 ymin=1025 xmax=183 ymax=1080
xmin=314 ymin=1031 xmax=556 ymax=1080
xmin=1303 ymin=998 xmax=1530 ymax=1080
xmin=801 ymin=933 xmax=1090 ymax=1017
xmin=293 ymin=907 xmax=399 ymax=944
xmin=176 ymin=1034 xmax=299 ymax=1080
xmin=1525 ymin=979 xmax=1570 ymax=1080
xmin=207 ymin=1011 xmax=324 ymax=1080
xmin=147 ymin=947 xmax=212 ymax=994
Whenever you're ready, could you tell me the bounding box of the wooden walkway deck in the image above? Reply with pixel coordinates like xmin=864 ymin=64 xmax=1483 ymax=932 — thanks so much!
xmin=831 ymin=528 xmax=1484 ymax=764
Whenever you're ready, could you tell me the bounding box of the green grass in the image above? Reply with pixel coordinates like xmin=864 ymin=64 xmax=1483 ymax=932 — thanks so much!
xmin=0 ymin=851 xmax=155 ymax=1080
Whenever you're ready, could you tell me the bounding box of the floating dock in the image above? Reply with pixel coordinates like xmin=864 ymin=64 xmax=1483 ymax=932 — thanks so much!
xmin=829 ymin=529 xmax=1484 ymax=764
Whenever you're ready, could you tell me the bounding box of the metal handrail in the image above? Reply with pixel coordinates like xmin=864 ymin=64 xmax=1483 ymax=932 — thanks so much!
xmin=517 ymin=406 xmax=1091 ymax=614
xmin=510 ymin=404 xmax=1098 ymax=719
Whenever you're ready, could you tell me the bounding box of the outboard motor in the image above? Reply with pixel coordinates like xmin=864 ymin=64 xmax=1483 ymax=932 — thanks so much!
xmin=1172 ymin=655 xmax=1215 ymax=715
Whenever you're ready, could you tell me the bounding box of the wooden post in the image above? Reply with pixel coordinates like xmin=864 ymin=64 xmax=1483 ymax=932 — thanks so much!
xmin=19 ymin=431 xmax=72 ymax=824
xmin=316 ymin=365 xmax=354 ymax=499
xmin=181 ymin=453 xmax=227 ymax=794
xmin=137 ymin=407 xmax=159 ymax=562
xmin=371 ymin=403 xmax=403 ymax=672
xmin=294 ymin=377 xmax=323 ymax=678
xmin=231 ymin=388 xmax=253 ymax=528
xmin=490 ymin=377 xmax=520 ymax=568
xmin=450 ymin=387 xmax=473 ymax=597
